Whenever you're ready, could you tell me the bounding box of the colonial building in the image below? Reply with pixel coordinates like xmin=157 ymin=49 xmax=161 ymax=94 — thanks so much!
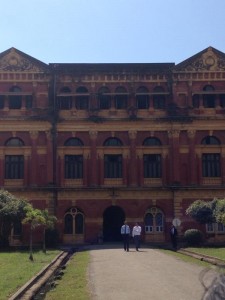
xmin=0 ymin=46 xmax=225 ymax=246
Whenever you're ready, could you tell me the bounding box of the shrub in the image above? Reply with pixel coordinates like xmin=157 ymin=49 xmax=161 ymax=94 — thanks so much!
xmin=184 ymin=229 xmax=204 ymax=246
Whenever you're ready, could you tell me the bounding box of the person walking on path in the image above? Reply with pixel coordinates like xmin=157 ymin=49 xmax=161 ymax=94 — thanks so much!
xmin=132 ymin=222 xmax=142 ymax=251
xmin=170 ymin=224 xmax=178 ymax=250
xmin=121 ymin=221 xmax=130 ymax=251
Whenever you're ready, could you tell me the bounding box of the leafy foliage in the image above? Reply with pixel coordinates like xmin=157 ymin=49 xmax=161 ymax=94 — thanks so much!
xmin=184 ymin=229 xmax=204 ymax=246
xmin=213 ymin=198 xmax=225 ymax=225
xmin=40 ymin=209 xmax=57 ymax=253
xmin=186 ymin=199 xmax=215 ymax=224
xmin=0 ymin=190 xmax=29 ymax=247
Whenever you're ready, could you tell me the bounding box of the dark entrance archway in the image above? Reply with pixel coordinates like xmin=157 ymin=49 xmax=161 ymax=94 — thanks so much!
xmin=103 ymin=206 xmax=125 ymax=242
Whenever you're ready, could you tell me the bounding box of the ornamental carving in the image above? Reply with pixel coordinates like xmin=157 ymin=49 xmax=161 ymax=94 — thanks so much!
xmin=177 ymin=47 xmax=225 ymax=72
xmin=168 ymin=130 xmax=180 ymax=138
xmin=89 ymin=130 xmax=98 ymax=140
xmin=187 ymin=130 xmax=196 ymax=139
xmin=0 ymin=49 xmax=47 ymax=72
xmin=128 ymin=130 xmax=137 ymax=139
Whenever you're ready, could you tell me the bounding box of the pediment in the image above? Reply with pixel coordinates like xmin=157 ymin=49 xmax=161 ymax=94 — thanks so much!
xmin=0 ymin=47 xmax=49 ymax=72
xmin=174 ymin=47 xmax=225 ymax=72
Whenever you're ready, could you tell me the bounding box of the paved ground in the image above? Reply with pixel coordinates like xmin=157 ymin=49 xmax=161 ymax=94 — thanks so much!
xmin=87 ymin=244 xmax=217 ymax=300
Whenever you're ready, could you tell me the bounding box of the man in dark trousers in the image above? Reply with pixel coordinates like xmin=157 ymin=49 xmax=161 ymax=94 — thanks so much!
xmin=170 ymin=225 xmax=178 ymax=250
xmin=121 ymin=221 xmax=130 ymax=252
xmin=132 ymin=222 xmax=142 ymax=251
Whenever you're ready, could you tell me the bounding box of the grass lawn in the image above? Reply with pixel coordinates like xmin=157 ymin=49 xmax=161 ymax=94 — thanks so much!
xmin=185 ymin=247 xmax=225 ymax=260
xmin=0 ymin=249 xmax=60 ymax=300
xmin=1 ymin=246 xmax=223 ymax=300
xmin=45 ymin=250 xmax=90 ymax=300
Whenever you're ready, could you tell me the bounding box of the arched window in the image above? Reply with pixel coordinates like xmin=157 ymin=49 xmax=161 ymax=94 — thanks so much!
xmin=153 ymin=86 xmax=166 ymax=109
xmin=76 ymin=86 xmax=89 ymax=110
xmin=9 ymin=86 xmax=22 ymax=109
xmin=64 ymin=138 xmax=84 ymax=146
xmin=64 ymin=207 xmax=84 ymax=235
xmin=98 ymin=86 xmax=111 ymax=109
xmin=64 ymin=214 xmax=73 ymax=234
xmin=5 ymin=138 xmax=24 ymax=146
xmin=144 ymin=207 xmax=164 ymax=233
xmin=143 ymin=137 xmax=162 ymax=146
xmin=203 ymin=85 xmax=215 ymax=108
xmin=115 ymin=86 xmax=128 ymax=109
xmin=57 ymin=86 xmax=72 ymax=110
xmin=104 ymin=137 xmax=123 ymax=146
xmin=136 ymin=86 xmax=149 ymax=109
xmin=201 ymin=136 xmax=220 ymax=145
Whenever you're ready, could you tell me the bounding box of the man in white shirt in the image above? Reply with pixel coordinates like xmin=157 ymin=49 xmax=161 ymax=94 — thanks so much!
xmin=132 ymin=223 xmax=142 ymax=251
xmin=121 ymin=221 xmax=130 ymax=252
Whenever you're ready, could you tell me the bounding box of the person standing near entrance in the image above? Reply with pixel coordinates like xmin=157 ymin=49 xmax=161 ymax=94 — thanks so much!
xmin=170 ymin=225 xmax=178 ymax=250
xmin=121 ymin=221 xmax=130 ymax=251
xmin=132 ymin=223 xmax=142 ymax=251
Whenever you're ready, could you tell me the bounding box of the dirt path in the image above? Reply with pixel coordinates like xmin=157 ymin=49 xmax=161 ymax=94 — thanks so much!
xmin=88 ymin=245 xmax=216 ymax=300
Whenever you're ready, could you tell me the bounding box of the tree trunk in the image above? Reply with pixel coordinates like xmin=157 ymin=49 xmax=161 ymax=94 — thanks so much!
xmin=29 ymin=225 xmax=33 ymax=261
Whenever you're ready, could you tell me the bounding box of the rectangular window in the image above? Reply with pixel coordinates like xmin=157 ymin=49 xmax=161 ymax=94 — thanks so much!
xmin=57 ymin=97 xmax=72 ymax=110
xmin=217 ymin=223 xmax=225 ymax=232
xmin=75 ymin=96 xmax=89 ymax=110
xmin=9 ymin=95 xmax=22 ymax=109
xmin=65 ymin=155 xmax=83 ymax=178
xmin=153 ymin=96 xmax=166 ymax=109
xmin=145 ymin=226 xmax=153 ymax=232
xmin=136 ymin=96 xmax=149 ymax=109
xmin=144 ymin=154 xmax=162 ymax=178
xmin=25 ymin=95 xmax=33 ymax=109
xmin=206 ymin=223 xmax=225 ymax=233
xmin=0 ymin=95 xmax=5 ymax=109
xmin=202 ymin=153 xmax=221 ymax=177
xmin=115 ymin=96 xmax=127 ymax=109
xmin=104 ymin=154 xmax=122 ymax=178
xmin=5 ymin=155 xmax=24 ymax=179
xmin=99 ymin=97 xmax=111 ymax=109
xmin=206 ymin=223 xmax=214 ymax=232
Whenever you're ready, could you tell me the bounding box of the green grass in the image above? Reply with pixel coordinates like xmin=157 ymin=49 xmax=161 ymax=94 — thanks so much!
xmin=0 ymin=250 xmax=60 ymax=300
xmin=185 ymin=247 xmax=225 ymax=260
xmin=1 ymin=247 xmax=224 ymax=300
xmin=45 ymin=250 xmax=90 ymax=300
xmin=160 ymin=248 xmax=212 ymax=267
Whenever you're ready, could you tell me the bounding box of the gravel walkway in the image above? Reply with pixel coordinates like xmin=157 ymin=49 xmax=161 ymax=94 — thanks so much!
xmin=88 ymin=244 xmax=217 ymax=300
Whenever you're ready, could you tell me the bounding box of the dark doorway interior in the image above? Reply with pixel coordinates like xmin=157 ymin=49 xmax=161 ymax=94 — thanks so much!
xmin=103 ymin=206 xmax=125 ymax=242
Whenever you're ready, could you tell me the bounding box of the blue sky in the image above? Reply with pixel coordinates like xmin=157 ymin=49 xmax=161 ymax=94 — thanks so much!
xmin=1 ymin=0 xmax=225 ymax=64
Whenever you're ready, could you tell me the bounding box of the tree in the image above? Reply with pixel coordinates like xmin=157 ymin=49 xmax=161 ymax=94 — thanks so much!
xmin=186 ymin=199 xmax=215 ymax=224
xmin=41 ymin=209 xmax=57 ymax=253
xmin=213 ymin=198 xmax=225 ymax=225
xmin=22 ymin=205 xmax=45 ymax=261
xmin=0 ymin=189 xmax=28 ymax=247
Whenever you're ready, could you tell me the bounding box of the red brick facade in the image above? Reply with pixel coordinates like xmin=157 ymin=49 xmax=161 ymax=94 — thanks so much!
xmin=0 ymin=46 xmax=225 ymax=246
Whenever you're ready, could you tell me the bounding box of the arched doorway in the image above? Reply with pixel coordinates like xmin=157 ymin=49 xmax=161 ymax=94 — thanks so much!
xmin=103 ymin=206 xmax=125 ymax=242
